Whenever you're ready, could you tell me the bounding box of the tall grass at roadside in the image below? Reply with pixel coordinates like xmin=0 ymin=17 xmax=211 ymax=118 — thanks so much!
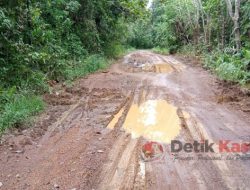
xmin=0 ymin=92 xmax=44 ymax=133
xmin=104 ymin=43 xmax=136 ymax=58
xmin=63 ymin=55 xmax=110 ymax=81
xmin=204 ymin=49 xmax=250 ymax=84
xmin=152 ymin=47 xmax=169 ymax=55
xmin=64 ymin=45 xmax=135 ymax=81
xmin=178 ymin=44 xmax=250 ymax=85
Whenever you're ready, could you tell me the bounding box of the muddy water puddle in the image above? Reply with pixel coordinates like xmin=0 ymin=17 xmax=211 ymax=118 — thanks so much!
xmin=107 ymin=108 xmax=125 ymax=129
xmin=108 ymin=100 xmax=182 ymax=143
xmin=142 ymin=64 xmax=173 ymax=73
xmin=127 ymin=63 xmax=174 ymax=74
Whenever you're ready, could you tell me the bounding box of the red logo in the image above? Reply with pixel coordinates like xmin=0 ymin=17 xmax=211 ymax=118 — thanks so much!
xmin=141 ymin=141 xmax=164 ymax=162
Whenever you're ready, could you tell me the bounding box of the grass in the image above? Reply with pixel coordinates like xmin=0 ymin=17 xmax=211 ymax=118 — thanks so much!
xmin=204 ymin=49 xmax=250 ymax=85
xmin=104 ymin=43 xmax=136 ymax=58
xmin=104 ymin=43 xmax=127 ymax=58
xmin=152 ymin=47 xmax=169 ymax=55
xmin=64 ymin=54 xmax=110 ymax=81
xmin=0 ymin=93 xmax=44 ymax=133
xmin=64 ymin=46 xmax=135 ymax=81
xmin=177 ymin=44 xmax=250 ymax=85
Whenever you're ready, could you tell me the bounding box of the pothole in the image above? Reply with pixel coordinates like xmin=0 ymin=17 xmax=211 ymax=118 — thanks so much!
xmin=142 ymin=64 xmax=173 ymax=73
xmin=108 ymin=99 xmax=184 ymax=143
xmin=125 ymin=63 xmax=174 ymax=74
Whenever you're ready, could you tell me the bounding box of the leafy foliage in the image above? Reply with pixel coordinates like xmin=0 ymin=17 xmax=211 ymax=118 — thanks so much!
xmin=204 ymin=48 xmax=250 ymax=84
xmin=132 ymin=0 xmax=250 ymax=85
xmin=0 ymin=0 xmax=148 ymax=132
xmin=64 ymin=55 xmax=109 ymax=81
xmin=128 ymin=17 xmax=154 ymax=49
xmin=152 ymin=47 xmax=169 ymax=55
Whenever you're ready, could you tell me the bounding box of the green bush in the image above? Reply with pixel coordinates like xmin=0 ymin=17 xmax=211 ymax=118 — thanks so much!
xmin=215 ymin=62 xmax=249 ymax=84
xmin=64 ymin=55 xmax=109 ymax=81
xmin=0 ymin=93 xmax=44 ymax=133
xmin=104 ymin=42 xmax=127 ymax=58
xmin=84 ymin=55 xmax=109 ymax=72
xmin=0 ymin=0 xmax=148 ymax=133
xmin=204 ymin=49 xmax=250 ymax=84
xmin=152 ymin=47 xmax=169 ymax=55
xmin=0 ymin=87 xmax=17 ymax=110
xmin=128 ymin=18 xmax=154 ymax=49
xmin=20 ymin=71 xmax=49 ymax=93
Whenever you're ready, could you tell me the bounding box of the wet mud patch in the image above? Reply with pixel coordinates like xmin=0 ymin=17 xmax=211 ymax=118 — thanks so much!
xmin=174 ymin=54 xmax=250 ymax=114
xmin=65 ymin=86 xmax=90 ymax=96
xmin=124 ymin=52 xmax=155 ymax=66
xmin=108 ymin=99 xmax=187 ymax=144
xmin=107 ymin=107 xmax=125 ymax=129
xmin=153 ymin=64 xmax=174 ymax=73
xmin=123 ymin=63 xmax=174 ymax=74
xmin=0 ymin=104 xmax=69 ymax=152
xmin=44 ymin=92 xmax=75 ymax=105
xmin=123 ymin=51 xmax=176 ymax=74
xmin=85 ymin=88 xmax=128 ymax=128
xmin=0 ymin=84 xmax=92 ymax=154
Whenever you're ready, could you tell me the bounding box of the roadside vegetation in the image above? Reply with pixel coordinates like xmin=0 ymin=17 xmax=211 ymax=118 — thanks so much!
xmin=152 ymin=47 xmax=169 ymax=55
xmin=130 ymin=0 xmax=250 ymax=84
xmin=0 ymin=91 xmax=44 ymax=133
xmin=0 ymin=0 xmax=146 ymax=133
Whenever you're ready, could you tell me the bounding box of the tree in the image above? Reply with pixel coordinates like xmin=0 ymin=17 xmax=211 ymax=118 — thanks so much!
xmin=225 ymin=0 xmax=241 ymax=51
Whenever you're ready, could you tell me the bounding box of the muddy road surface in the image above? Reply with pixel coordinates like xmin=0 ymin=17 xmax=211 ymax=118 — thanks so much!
xmin=0 ymin=51 xmax=250 ymax=190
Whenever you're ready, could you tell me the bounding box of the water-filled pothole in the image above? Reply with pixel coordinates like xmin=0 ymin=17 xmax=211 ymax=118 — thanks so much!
xmin=142 ymin=64 xmax=173 ymax=73
xmin=126 ymin=63 xmax=174 ymax=74
xmin=108 ymin=100 xmax=182 ymax=143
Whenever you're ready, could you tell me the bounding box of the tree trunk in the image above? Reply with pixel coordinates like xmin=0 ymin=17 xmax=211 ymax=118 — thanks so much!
xmin=220 ymin=1 xmax=225 ymax=49
xmin=195 ymin=0 xmax=207 ymax=45
xmin=26 ymin=0 xmax=32 ymax=44
xmin=207 ymin=15 xmax=211 ymax=47
xmin=225 ymin=0 xmax=241 ymax=51
xmin=234 ymin=0 xmax=241 ymax=51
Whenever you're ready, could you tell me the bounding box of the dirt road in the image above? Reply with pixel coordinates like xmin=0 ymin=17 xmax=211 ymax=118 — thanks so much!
xmin=0 ymin=51 xmax=250 ymax=190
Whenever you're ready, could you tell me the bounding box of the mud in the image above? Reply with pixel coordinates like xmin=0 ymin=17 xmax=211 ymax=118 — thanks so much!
xmin=121 ymin=100 xmax=181 ymax=143
xmin=0 ymin=50 xmax=250 ymax=190
xmin=125 ymin=63 xmax=174 ymax=74
xmin=216 ymin=81 xmax=250 ymax=112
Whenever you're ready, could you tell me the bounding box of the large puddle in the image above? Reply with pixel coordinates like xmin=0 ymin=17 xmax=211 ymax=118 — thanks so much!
xmin=127 ymin=63 xmax=174 ymax=74
xmin=108 ymin=100 xmax=182 ymax=143
xmin=144 ymin=64 xmax=173 ymax=73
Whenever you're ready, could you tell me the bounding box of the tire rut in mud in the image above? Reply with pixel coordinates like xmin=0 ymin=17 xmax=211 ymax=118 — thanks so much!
xmin=1 ymin=51 xmax=250 ymax=190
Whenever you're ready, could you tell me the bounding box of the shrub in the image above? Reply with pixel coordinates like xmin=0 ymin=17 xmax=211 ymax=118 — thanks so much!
xmin=0 ymin=93 xmax=44 ymax=133
xmin=204 ymin=49 xmax=250 ymax=84
xmin=104 ymin=42 xmax=127 ymax=58
xmin=152 ymin=47 xmax=169 ymax=55
xmin=64 ymin=55 xmax=109 ymax=81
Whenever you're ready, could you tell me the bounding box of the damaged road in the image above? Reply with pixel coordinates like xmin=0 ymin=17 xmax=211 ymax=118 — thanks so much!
xmin=0 ymin=50 xmax=250 ymax=190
